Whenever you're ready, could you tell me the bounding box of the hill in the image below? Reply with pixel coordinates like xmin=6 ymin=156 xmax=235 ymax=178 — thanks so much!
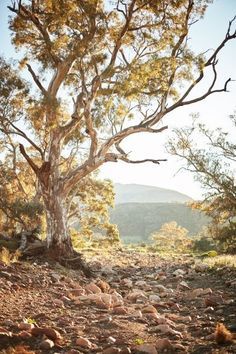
xmin=114 ymin=183 xmax=192 ymax=204
xmin=110 ymin=202 xmax=209 ymax=243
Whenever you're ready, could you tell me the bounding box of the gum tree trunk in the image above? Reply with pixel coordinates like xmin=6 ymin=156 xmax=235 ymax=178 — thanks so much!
xmin=43 ymin=189 xmax=73 ymax=258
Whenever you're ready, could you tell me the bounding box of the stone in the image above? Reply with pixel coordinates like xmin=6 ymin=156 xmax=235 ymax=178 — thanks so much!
xmin=179 ymin=281 xmax=190 ymax=290
xmin=135 ymin=280 xmax=147 ymax=287
xmin=40 ymin=339 xmax=54 ymax=350
xmin=85 ymin=282 xmax=102 ymax=294
xmin=76 ymin=336 xmax=92 ymax=348
xmin=102 ymin=347 xmax=121 ymax=354
xmin=54 ymin=299 xmax=65 ymax=307
xmin=173 ymin=269 xmax=186 ymax=276
xmin=205 ymin=294 xmax=224 ymax=307
xmin=18 ymin=331 xmax=32 ymax=339
xmin=97 ymin=279 xmax=110 ymax=292
xmin=18 ymin=322 xmax=35 ymax=331
xmin=108 ymin=336 xmax=116 ymax=344
xmin=133 ymin=344 xmax=157 ymax=354
xmin=149 ymin=294 xmax=161 ymax=303
xmin=69 ymin=288 xmax=85 ymax=297
xmin=142 ymin=305 xmax=157 ymax=314
xmin=153 ymin=284 xmax=167 ymax=293
xmin=113 ymin=306 xmax=128 ymax=315
xmin=121 ymin=278 xmax=133 ymax=288
xmin=173 ymin=343 xmax=187 ymax=351
xmin=155 ymin=338 xmax=173 ymax=351
xmin=31 ymin=327 xmax=62 ymax=341
xmin=127 ymin=290 xmax=148 ymax=303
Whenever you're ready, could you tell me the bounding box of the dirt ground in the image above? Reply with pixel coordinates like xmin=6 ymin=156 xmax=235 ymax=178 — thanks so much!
xmin=0 ymin=250 xmax=235 ymax=353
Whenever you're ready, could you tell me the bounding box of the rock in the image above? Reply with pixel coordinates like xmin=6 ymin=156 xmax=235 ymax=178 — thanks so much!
xmin=102 ymin=347 xmax=121 ymax=354
xmin=40 ymin=339 xmax=54 ymax=349
xmin=133 ymin=343 xmax=157 ymax=354
xmin=194 ymin=262 xmax=209 ymax=272
xmin=100 ymin=293 xmax=113 ymax=308
xmin=149 ymin=294 xmax=161 ymax=303
xmin=121 ymin=278 xmax=133 ymax=288
xmin=179 ymin=281 xmax=190 ymax=290
xmin=205 ymin=294 xmax=224 ymax=307
xmin=54 ymin=299 xmax=65 ymax=307
xmin=127 ymin=290 xmax=147 ymax=303
xmin=173 ymin=269 xmax=186 ymax=276
xmin=142 ymin=305 xmax=157 ymax=314
xmin=155 ymin=338 xmax=173 ymax=351
xmin=76 ymin=336 xmax=92 ymax=348
xmin=50 ymin=272 xmax=61 ymax=282
xmin=111 ymin=293 xmax=124 ymax=307
xmin=69 ymin=288 xmax=85 ymax=297
xmin=31 ymin=327 xmax=62 ymax=341
xmin=108 ymin=336 xmax=116 ymax=344
xmin=173 ymin=343 xmax=187 ymax=351
xmin=18 ymin=331 xmax=32 ymax=339
xmin=120 ymin=347 xmax=131 ymax=354
xmin=202 ymin=288 xmax=213 ymax=295
xmin=204 ymin=306 xmax=214 ymax=313
xmin=153 ymin=324 xmax=182 ymax=337
xmin=113 ymin=306 xmax=128 ymax=315
xmin=97 ymin=279 xmax=110 ymax=292
xmin=18 ymin=322 xmax=35 ymax=331
xmin=66 ymin=350 xmax=82 ymax=354
xmin=135 ymin=280 xmax=147 ymax=287
xmin=85 ymin=282 xmax=102 ymax=294
xmin=153 ymin=284 xmax=167 ymax=293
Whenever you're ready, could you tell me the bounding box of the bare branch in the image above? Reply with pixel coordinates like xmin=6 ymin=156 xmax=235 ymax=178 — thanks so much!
xmin=26 ymin=64 xmax=47 ymax=95
xmin=120 ymin=156 xmax=167 ymax=164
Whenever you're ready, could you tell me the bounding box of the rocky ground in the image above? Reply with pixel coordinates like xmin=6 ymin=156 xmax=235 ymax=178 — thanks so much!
xmin=0 ymin=249 xmax=236 ymax=354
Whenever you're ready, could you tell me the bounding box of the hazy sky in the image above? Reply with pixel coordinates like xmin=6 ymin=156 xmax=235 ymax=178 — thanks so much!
xmin=1 ymin=0 xmax=236 ymax=199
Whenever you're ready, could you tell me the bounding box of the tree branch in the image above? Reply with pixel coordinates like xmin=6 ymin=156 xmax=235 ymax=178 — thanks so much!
xmin=26 ymin=64 xmax=47 ymax=96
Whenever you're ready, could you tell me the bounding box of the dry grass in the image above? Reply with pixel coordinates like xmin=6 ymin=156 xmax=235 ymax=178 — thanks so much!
xmin=0 ymin=247 xmax=21 ymax=265
xmin=204 ymin=254 xmax=236 ymax=268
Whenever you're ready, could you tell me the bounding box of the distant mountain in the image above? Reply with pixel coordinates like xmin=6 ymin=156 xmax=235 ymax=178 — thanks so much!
xmin=110 ymin=202 xmax=209 ymax=243
xmin=114 ymin=183 xmax=192 ymax=204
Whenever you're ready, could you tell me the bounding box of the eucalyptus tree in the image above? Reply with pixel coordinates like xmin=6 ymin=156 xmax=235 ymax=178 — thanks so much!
xmin=167 ymin=114 xmax=236 ymax=252
xmin=2 ymin=0 xmax=235 ymax=257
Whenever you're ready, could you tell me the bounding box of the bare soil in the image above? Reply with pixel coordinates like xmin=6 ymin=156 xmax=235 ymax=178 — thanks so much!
xmin=0 ymin=250 xmax=235 ymax=353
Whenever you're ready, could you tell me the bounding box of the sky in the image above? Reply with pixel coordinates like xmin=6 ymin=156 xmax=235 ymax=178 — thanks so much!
xmin=1 ymin=0 xmax=236 ymax=200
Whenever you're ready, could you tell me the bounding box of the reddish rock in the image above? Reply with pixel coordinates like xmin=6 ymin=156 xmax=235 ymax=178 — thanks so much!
xmin=133 ymin=344 xmax=157 ymax=354
xmin=102 ymin=347 xmax=121 ymax=354
xmin=85 ymin=282 xmax=102 ymax=294
xmin=142 ymin=305 xmax=157 ymax=314
xmin=113 ymin=306 xmax=128 ymax=315
xmin=18 ymin=330 xmax=32 ymax=339
xmin=155 ymin=338 xmax=173 ymax=351
xmin=31 ymin=327 xmax=62 ymax=341
xmin=96 ymin=279 xmax=110 ymax=292
xmin=76 ymin=336 xmax=92 ymax=348
xmin=205 ymin=294 xmax=224 ymax=307
xmin=18 ymin=322 xmax=35 ymax=331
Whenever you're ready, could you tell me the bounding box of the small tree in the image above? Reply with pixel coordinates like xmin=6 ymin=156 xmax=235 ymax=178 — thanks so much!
xmin=151 ymin=221 xmax=192 ymax=253
xmin=1 ymin=1 xmax=236 ymax=259
xmin=167 ymin=114 xmax=236 ymax=253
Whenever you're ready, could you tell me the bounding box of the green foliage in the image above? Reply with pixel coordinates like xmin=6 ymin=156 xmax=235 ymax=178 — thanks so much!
xmin=167 ymin=114 xmax=236 ymax=254
xmin=193 ymin=236 xmax=216 ymax=253
xmin=1 ymin=0 xmax=234 ymax=252
xmin=69 ymin=176 xmax=120 ymax=245
xmin=110 ymin=202 xmax=209 ymax=243
xmin=150 ymin=221 xmax=193 ymax=254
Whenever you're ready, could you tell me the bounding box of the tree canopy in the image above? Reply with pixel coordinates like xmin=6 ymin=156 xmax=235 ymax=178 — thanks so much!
xmin=167 ymin=113 xmax=236 ymax=252
xmin=1 ymin=0 xmax=236 ymax=258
